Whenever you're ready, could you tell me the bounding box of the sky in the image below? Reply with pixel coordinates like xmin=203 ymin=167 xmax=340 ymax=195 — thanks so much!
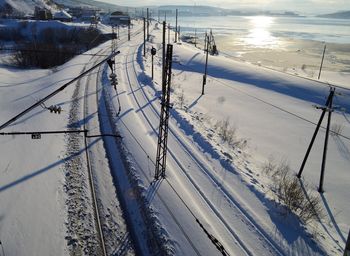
xmin=98 ymin=0 xmax=349 ymax=14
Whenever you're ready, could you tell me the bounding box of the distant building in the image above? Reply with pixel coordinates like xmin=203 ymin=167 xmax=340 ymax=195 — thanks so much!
xmin=109 ymin=11 xmax=130 ymax=26
xmin=68 ymin=7 xmax=100 ymax=19
xmin=53 ymin=10 xmax=72 ymax=22
xmin=34 ymin=7 xmax=52 ymax=20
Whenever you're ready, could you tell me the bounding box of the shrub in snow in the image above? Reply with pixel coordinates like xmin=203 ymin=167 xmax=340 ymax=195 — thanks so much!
xmin=10 ymin=27 xmax=107 ymax=68
xmin=263 ymin=158 xmax=324 ymax=224
xmin=215 ymin=117 xmax=248 ymax=150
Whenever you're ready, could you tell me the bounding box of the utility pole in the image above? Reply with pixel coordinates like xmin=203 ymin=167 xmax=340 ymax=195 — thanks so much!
xmin=168 ymin=23 xmax=170 ymax=44
xmin=202 ymin=34 xmax=209 ymax=95
xmin=143 ymin=17 xmax=146 ymax=57
xmin=318 ymin=44 xmax=327 ymax=80
xmin=204 ymin=31 xmax=207 ymax=54
xmin=319 ymin=86 xmax=334 ymax=193
xmin=162 ymin=21 xmax=166 ymax=87
xmin=128 ymin=21 xmax=131 ymax=41
xmin=175 ymin=9 xmax=178 ymax=43
xmin=147 ymin=8 xmax=150 ymax=41
xmin=344 ymin=229 xmax=350 ymax=256
xmin=155 ymin=44 xmax=174 ymax=180
xmin=297 ymin=87 xmax=335 ymax=193
xmin=194 ymin=28 xmax=197 ymax=47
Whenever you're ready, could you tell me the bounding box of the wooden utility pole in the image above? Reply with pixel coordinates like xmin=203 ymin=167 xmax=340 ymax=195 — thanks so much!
xmin=143 ymin=17 xmax=146 ymax=57
xmin=297 ymin=87 xmax=336 ymax=193
xmin=319 ymin=86 xmax=334 ymax=193
xmin=318 ymin=44 xmax=327 ymax=80
xmin=202 ymin=34 xmax=209 ymax=95
xmin=175 ymin=9 xmax=178 ymax=43
xmin=344 ymin=229 xmax=350 ymax=256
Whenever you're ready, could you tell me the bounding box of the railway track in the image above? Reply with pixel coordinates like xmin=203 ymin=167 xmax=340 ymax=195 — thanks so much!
xmin=120 ymin=34 xmax=286 ymax=256
xmin=65 ymin=25 xmax=144 ymax=256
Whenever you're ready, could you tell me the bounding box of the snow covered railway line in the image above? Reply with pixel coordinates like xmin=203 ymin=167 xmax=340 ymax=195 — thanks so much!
xmin=124 ymin=42 xmax=286 ymax=255
xmin=122 ymin=53 xmax=202 ymax=256
xmin=65 ymin=47 xmax=110 ymax=256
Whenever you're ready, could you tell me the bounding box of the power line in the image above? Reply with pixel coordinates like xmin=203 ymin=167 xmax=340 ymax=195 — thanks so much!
xmin=0 ymin=47 xmax=110 ymax=57
xmin=173 ymin=59 xmax=350 ymax=142
xmin=0 ymin=50 xmax=120 ymax=131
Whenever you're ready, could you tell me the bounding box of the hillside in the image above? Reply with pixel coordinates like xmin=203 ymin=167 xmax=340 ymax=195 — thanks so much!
xmin=53 ymin=0 xmax=123 ymax=12
xmin=0 ymin=0 xmax=58 ymax=15
xmin=318 ymin=10 xmax=350 ymax=19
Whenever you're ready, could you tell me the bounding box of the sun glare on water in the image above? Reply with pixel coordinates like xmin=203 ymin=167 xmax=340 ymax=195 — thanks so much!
xmin=244 ymin=16 xmax=278 ymax=48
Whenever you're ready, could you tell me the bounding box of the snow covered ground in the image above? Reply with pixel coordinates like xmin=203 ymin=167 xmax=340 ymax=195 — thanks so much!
xmin=105 ymin=22 xmax=350 ymax=255
xmin=0 ymin=17 xmax=349 ymax=256
xmin=0 ymin=37 xmax=133 ymax=255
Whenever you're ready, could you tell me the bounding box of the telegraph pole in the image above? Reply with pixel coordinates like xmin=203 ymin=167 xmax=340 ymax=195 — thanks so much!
xmin=318 ymin=44 xmax=327 ymax=80
xmin=202 ymin=34 xmax=209 ymax=95
xmin=143 ymin=17 xmax=146 ymax=57
xmin=175 ymin=9 xmax=178 ymax=43
xmin=319 ymin=87 xmax=335 ymax=193
xmin=297 ymin=87 xmax=335 ymax=193
xmin=344 ymin=229 xmax=350 ymax=256
xmin=155 ymin=44 xmax=174 ymax=180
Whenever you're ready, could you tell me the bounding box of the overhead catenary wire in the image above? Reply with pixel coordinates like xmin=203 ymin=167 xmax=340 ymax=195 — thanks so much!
xmin=0 ymin=50 xmax=120 ymax=131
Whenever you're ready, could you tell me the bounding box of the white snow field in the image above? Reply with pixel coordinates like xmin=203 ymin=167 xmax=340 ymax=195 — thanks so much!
xmin=0 ymin=18 xmax=349 ymax=256
xmin=105 ymin=22 xmax=350 ymax=255
xmin=0 ymin=34 xmax=134 ymax=255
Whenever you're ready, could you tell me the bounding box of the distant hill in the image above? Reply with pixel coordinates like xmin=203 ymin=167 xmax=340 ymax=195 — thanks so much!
xmin=53 ymin=0 xmax=123 ymax=12
xmin=0 ymin=0 xmax=58 ymax=15
xmin=317 ymin=10 xmax=350 ymax=19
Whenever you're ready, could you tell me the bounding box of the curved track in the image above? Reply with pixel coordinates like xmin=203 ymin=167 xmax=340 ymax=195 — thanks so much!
xmin=115 ymin=30 xmax=286 ymax=256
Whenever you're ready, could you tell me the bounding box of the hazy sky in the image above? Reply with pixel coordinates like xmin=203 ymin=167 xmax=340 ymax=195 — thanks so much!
xmin=98 ymin=0 xmax=348 ymax=14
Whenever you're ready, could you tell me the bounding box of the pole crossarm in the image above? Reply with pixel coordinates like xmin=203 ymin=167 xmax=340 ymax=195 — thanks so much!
xmin=0 ymin=50 xmax=120 ymax=131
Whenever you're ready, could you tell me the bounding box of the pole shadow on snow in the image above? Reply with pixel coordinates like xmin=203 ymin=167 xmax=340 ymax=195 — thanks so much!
xmin=320 ymin=193 xmax=347 ymax=244
xmin=67 ymin=111 xmax=97 ymax=129
xmin=297 ymin=178 xmax=344 ymax=251
xmin=112 ymin=232 xmax=132 ymax=256
xmin=0 ymin=137 xmax=100 ymax=193
xmin=333 ymin=136 xmax=350 ymax=161
xmin=187 ymin=94 xmax=203 ymax=111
